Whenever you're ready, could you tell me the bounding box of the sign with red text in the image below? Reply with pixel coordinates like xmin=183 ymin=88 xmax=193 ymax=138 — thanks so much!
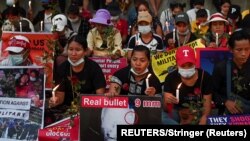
xmin=207 ymin=115 xmax=250 ymax=125
xmin=38 ymin=115 xmax=79 ymax=141
xmin=1 ymin=31 xmax=56 ymax=89
xmin=90 ymin=57 xmax=127 ymax=88
xmin=80 ymin=95 xmax=162 ymax=141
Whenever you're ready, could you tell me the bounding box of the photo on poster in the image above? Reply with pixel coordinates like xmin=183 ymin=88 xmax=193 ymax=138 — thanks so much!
xmin=80 ymin=95 xmax=162 ymax=141
xmin=0 ymin=66 xmax=45 ymax=140
xmin=0 ymin=31 xmax=55 ymax=89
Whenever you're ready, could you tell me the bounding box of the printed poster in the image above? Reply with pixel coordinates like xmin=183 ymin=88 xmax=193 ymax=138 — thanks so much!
xmin=90 ymin=57 xmax=127 ymax=88
xmin=80 ymin=95 xmax=162 ymax=141
xmin=0 ymin=31 xmax=55 ymax=89
xmin=0 ymin=66 xmax=45 ymax=141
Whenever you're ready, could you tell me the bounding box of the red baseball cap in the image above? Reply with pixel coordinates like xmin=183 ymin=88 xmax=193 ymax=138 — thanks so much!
xmin=176 ymin=46 xmax=196 ymax=66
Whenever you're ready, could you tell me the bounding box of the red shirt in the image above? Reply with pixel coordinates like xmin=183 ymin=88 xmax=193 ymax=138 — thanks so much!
xmin=114 ymin=19 xmax=128 ymax=37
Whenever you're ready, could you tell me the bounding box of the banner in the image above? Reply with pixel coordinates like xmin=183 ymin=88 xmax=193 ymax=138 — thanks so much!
xmin=90 ymin=57 xmax=127 ymax=88
xmin=80 ymin=95 xmax=162 ymax=141
xmin=0 ymin=66 xmax=45 ymax=141
xmin=1 ymin=31 xmax=55 ymax=89
xmin=207 ymin=114 xmax=250 ymax=125
xmin=152 ymin=39 xmax=205 ymax=83
xmin=38 ymin=115 xmax=79 ymax=141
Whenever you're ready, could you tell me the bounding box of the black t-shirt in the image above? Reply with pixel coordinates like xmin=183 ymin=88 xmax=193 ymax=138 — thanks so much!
xmin=55 ymin=57 xmax=106 ymax=106
xmin=164 ymin=68 xmax=212 ymax=108
xmin=111 ymin=66 xmax=162 ymax=95
xmin=212 ymin=59 xmax=250 ymax=105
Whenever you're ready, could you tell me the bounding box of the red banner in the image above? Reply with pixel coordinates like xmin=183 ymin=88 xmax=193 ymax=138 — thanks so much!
xmin=38 ymin=115 xmax=79 ymax=141
xmin=1 ymin=31 xmax=56 ymax=89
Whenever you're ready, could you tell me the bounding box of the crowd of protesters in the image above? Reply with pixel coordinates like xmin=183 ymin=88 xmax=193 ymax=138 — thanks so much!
xmin=0 ymin=0 xmax=249 ymax=126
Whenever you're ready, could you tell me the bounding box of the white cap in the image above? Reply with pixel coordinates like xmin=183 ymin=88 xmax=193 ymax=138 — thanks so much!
xmin=6 ymin=35 xmax=30 ymax=53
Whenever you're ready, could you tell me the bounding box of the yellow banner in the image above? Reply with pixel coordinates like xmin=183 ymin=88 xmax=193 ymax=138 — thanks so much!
xmin=151 ymin=49 xmax=177 ymax=83
xmin=185 ymin=38 xmax=205 ymax=49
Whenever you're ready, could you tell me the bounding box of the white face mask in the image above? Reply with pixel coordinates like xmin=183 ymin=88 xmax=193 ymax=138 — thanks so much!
xmin=9 ymin=54 xmax=23 ymax=65
xmin=130 ymin=68 xmax=149 ymax=76
xmin=68 ymin=17 xmax=80 ymax=23
xmin=138 ymin=25 xmax=151 ymax=34
xmin=178 ymin=66 xmax=196 ymax=78
xmin=6 ymin=0 xmax=15 ymax=6
xmin=68 ymin=57 xmax=84 ymax=66
xmin=30 ymin=76 xmax=36 ymax=82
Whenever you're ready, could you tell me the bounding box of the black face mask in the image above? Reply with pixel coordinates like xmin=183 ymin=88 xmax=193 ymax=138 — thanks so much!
xmin=59 ymin=36 xmax=67 ymax=48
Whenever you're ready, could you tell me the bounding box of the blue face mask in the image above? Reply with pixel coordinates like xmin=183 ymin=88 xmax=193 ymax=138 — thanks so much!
xmin=9 ymin=54 xmax=23 ymax=65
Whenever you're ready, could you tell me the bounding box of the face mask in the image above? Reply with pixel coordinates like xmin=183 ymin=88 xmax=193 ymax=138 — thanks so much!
xmin=68 ymin=57 xmax=84 ymax=66
xmin=68 ymin=17 xmax=80 ymax=23
xmin=9 ymin=54 xmax=23 ymax=65
xmin=138 ymin=25 xmax=151 ymax=34
xmin=177 ymin=29 xmax=190 ymax=36
xmin=30 ymin=76 xmax=36 ymax=82
xmin=178 ymin=66 xmax=196 ymax=78
xmin=6 ymin=0 xmax=15 ymax=6
xmin=130 ymin=68 xmax=149 ymax=76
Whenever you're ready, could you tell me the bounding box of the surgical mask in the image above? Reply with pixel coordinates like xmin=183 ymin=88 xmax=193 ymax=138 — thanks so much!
xmin=138 ymin=25 xmax=151 ymax=34
xmin=178 ymin=66 xmax=196 ymax=78
xmin=130 ymin=68 xmax=149 ymax=76
xmin=68 ymin=57 xmax=84 ymax=66
xmin=177 ymin=29 xmax=190 ymax=36
xmin=30 ymin=76 xmax=36 ymax=82
xmin=68 ymin=17 xmax=80 ymax=23
xmin=9 ymin=54 xmax=23 ymax=65
xmin=6 ymin=0 xmax=15 ymax=6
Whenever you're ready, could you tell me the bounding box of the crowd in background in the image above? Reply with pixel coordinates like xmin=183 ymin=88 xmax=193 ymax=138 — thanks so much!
xmin=0 ymin=0 xmax=249 ymax=127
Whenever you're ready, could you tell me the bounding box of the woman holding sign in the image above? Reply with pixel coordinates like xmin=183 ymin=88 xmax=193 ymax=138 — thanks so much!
xmin=163 ymin=46 xmax=212 ymax=125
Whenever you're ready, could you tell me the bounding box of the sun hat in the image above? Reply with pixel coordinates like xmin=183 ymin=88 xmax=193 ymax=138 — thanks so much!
xmin=89 ymin=9 xmax=112 ymax=25
xmin=176 ymin=46 xmax=196 ymax=66
xmin=51 ymin=14 xmax=68 ymax=32
xmin=205 ymin=13 xmax=229 ymax=25
xmin=6 ymin=35 xmax=30 ymax=53
xmin=137 ymin=11 xmax=152 ymax=23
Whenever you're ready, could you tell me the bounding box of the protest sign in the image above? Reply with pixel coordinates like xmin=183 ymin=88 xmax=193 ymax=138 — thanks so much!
xmin=38 ymin=115 xmax=79 ymax=141
xmin=0 ymin=66 xmax=45 ymax=140
xmin=90 ymin=57 xmax=127 ymax=88
xmin=1 ymin=31 xmax=55 ymax=89
xmin=208 ymin=115 xmax=250 ymax=125
xmin=195 ymin=48 xmax=231 ymax=74
xmin=80 ymin=95 xmax=162 ymax=141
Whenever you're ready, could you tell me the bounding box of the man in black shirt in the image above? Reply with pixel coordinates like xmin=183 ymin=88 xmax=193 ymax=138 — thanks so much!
xmin=212 ymin=29 xmax=250 ymax=115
